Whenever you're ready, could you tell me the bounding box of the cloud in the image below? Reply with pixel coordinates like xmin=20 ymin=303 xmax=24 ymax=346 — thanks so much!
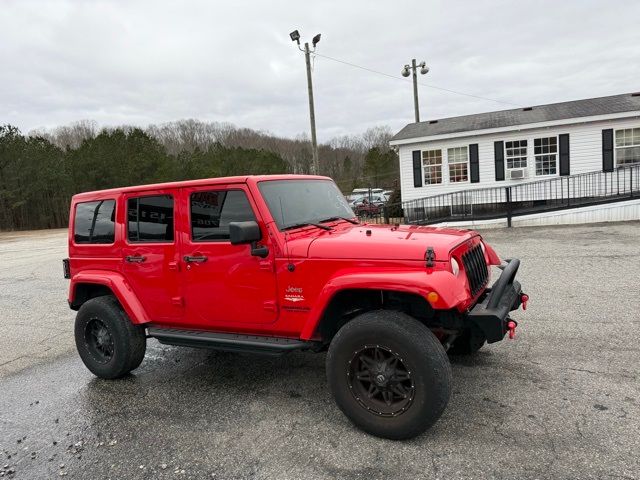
xmin=1 ymin=0 xmax=639 ymax=141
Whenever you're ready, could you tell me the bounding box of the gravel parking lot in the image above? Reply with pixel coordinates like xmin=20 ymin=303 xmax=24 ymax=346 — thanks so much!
xmin=1 ymin=222 xmax=639 ymax=480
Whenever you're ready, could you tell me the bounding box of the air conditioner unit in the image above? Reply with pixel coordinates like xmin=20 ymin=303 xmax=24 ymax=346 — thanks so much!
xmin=508 ymin=168 xmax=528 ymax=180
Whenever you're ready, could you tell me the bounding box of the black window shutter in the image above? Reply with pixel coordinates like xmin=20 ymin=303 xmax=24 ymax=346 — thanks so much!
xmin=602 ymin=129 xmax=614 ymax=172
xmin=559 ymin=134 xmax=570 ymax=176
xmin=469 ymin=144 xmax=480 ymax=183
xmin=412 ymin=150 xmax=422 ymax=187
xmin=494 ymin=141 xmax=505 ymax=181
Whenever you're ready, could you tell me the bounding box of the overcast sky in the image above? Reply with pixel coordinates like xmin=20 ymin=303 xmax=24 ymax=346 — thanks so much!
xmin=2 ymin=0 xmax=639 ymax=141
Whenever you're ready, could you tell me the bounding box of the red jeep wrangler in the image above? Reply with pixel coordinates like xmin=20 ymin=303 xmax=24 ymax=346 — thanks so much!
xmin=64 ymin=175 xmax=526 ymax=439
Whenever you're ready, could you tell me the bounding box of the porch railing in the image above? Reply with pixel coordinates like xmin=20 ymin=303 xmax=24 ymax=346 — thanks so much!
xmin=362 ymin=164 xmax=639 ymax=226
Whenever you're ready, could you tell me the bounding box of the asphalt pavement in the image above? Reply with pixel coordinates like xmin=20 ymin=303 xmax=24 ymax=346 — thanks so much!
xmin=0 ymin=223 xmax=639 ymax=479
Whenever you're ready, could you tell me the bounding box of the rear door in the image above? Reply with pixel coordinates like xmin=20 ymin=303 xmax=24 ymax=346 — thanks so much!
xmin=121 ymin=191 xmax=182 ymax=322
xmin=179 ymin=184 xmax=278 ymax=328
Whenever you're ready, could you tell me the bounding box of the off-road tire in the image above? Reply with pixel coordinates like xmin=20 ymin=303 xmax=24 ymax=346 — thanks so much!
xmin=75 ymin=295 xmax=146 ymax=379
xmin=448 ymin=324 xmax=486 ymax=355
xmin=326 ymin=310 xmax=452 ymax=440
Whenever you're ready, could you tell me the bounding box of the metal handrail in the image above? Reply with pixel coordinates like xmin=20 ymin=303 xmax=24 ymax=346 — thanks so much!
xmin=372 ymin=164 xmax=639 ymax=226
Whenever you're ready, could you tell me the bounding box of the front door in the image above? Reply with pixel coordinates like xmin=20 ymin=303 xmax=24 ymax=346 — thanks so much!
xmin=180 ymin=185 xmax=278 ymax=328
xmin=121 ymin=191 xmax=182 ymax=322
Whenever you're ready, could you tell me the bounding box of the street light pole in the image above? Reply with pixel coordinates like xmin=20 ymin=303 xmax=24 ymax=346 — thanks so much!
xmin=304 ymin=42 xmax=319 ymax=175
xmin=402 ymin=59 xmax=429 ymax=123
xmin=411 ymin=59 xmax=420 ymax=123
xmin=290 ymin=30 xmax=321 ymax=175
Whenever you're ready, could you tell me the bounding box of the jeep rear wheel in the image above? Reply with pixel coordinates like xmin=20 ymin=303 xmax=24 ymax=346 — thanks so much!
xmin=75 ymin=295 xmax=147 ymax=379
xmin=326 ymin=310 xmax=452 ymax=440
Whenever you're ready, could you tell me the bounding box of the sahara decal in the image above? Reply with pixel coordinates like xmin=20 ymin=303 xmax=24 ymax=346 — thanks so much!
xmin=284 ymin=286 xmax=304 ymax=303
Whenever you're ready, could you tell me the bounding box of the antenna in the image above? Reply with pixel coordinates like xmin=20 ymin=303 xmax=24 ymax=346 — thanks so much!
xmin=279 ymin=197 xmax=294 ymax=272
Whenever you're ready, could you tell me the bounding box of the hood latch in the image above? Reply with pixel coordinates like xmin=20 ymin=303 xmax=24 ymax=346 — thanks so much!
xmin=425 ymin=246 xmax=435 ymax=267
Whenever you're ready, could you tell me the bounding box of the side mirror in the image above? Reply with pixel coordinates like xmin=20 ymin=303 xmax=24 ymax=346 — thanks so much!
xmin=229 ymin=221 xmax=269 ymax=258
xmin=229 ymin=221 xmax=262 ymax=245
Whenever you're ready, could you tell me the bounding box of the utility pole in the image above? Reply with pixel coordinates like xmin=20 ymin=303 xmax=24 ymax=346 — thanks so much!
xmin=402 ymin=59 xmax=429 ymax=123
xmin=411 ymin=59 xmax=420 ymax=122
xmin=304 ymin=42 xmax=319 ymax=175
xmin=290 ymin=30 xmax=321 ymax=175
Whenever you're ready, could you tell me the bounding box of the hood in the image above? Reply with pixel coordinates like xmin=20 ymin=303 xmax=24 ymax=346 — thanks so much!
xmin=287 ymin=223 xmax=477 ymax=261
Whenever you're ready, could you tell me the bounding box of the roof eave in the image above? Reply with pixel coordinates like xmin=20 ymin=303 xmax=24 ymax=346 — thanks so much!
xmin=389 ymin=110 xmax=640 ymax=146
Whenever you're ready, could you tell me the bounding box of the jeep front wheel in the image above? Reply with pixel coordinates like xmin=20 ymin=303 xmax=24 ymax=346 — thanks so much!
xmin=326 ymin=310 xmax=452 ymax=440
xmin=75 ymin=295 xmax=147 ymax=379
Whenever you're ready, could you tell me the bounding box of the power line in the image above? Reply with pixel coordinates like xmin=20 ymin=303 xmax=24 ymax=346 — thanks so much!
xmin=311 ymin=51 xmax=521 ymax=108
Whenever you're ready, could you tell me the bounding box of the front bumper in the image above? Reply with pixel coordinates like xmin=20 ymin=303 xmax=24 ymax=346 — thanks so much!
xmin=467 ymin=258 xmax=525 ymax=343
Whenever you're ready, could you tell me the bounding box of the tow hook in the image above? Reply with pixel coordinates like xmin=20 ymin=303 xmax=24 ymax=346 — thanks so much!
xmin=521 ymin=293 xmax=529 ymax=311
xmin=507 ymin=319 xmax=518 ymax=339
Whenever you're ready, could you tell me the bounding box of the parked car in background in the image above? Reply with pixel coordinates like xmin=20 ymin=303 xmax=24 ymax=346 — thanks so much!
xmin=349 ymin=194 xmax=387 ymax=208
xmin=352 ymin=197 xmax=383 ymax=217
xmin=351 ymin=187 xmax=384 ymax=196
xmin=371 ymin=194 xmax=387 ymax=206
xmin=347 ymin=188 xmax=385 ymax=203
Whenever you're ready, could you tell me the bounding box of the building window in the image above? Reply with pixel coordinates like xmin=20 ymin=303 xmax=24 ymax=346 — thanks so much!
xmin=505 ymin=140 xmax=528 ymax=169
xmin=422 ymin=149 xmax=442 ymax=184
xmin=534 ymin=137 xmax=558 ymax=176
xmin=448 ymin=146 xmax=469 ymax=183
xmin=615 ymin=128 xmax=640 ymax=166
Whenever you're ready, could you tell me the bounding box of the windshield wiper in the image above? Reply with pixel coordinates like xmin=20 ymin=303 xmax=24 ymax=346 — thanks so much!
xmin=282 ymin=222 xmax=333 ymax=231
xmin=319 ymin=216 xmax=359 ymax=225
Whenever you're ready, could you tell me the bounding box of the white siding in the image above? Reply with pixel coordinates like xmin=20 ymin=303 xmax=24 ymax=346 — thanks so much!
xmin=398 ymin=116 xmax=640 ymax=203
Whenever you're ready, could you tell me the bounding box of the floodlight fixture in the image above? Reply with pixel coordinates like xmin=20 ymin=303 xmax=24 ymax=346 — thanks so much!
xmin=401 ymin=59 xmax=430 ymax=122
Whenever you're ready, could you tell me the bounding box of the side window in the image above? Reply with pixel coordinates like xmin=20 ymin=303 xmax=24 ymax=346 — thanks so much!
xmin=534 ymin=137 xmax=558 ymax=176
xmin=74 ymin=200 xmax=116 ymax=244
xmin=422 ymin=149 xmax=443 ymax=185
xmin=505 ymin=140 xmax=528 ymax=169
xmin=447 ymin=146 xmax=469 ymax=183
xmin=191 ymin=190 xmax=256 ymax=241
xmin=127 ymin=195 xmax=174 ymax=242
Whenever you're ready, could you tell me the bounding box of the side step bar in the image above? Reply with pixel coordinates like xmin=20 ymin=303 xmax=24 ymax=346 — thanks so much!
xmin=147 ymin=327 xmax=316 ymax=356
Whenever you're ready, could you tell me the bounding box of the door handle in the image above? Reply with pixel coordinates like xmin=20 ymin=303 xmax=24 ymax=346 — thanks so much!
xmin=125 ymin=255 xmax=146 ymax=263
xmin=184 ymin=255 xmax=208 ymax=263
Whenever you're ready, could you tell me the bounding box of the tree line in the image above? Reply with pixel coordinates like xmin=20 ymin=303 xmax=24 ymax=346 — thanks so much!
xmin=0 ymin=120 xmax=399 ymax=230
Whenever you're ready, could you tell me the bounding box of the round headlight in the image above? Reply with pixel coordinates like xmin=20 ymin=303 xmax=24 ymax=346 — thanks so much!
xmin=450 ymin=258 xmax=460 ymax=276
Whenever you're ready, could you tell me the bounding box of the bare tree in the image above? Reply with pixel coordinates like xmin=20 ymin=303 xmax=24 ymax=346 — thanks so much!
xmin=35 ymin=120 xmax=99 ymax=150
xmin=29 ymin=118 xmax=397 ymax=193
xmin=361 ymin=126 xmax=394 ymax=151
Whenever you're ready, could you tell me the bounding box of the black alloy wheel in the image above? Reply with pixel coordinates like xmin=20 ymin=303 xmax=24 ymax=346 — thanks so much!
xmin=348 ymin=345 xmax=415 ymax=416
xmin=75 ymin=295 xmax=147 ymax=379
xmin=85 ymin=318 xmax=115 ymax=364
xmin=326 ymin=310 xmax=452 ymax=440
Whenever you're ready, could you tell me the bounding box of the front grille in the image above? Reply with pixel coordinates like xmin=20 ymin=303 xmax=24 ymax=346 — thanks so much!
xmin=461 ymin=244 xmax=489 ymax=296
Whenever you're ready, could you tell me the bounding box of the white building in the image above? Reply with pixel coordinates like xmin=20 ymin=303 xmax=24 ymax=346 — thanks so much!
xmin=390 ymin=93 xmax=640 ymax=203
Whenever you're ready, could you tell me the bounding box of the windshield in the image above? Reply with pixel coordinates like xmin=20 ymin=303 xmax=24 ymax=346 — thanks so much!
xmin=258 ymin=179 xmax=356 ymax=230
